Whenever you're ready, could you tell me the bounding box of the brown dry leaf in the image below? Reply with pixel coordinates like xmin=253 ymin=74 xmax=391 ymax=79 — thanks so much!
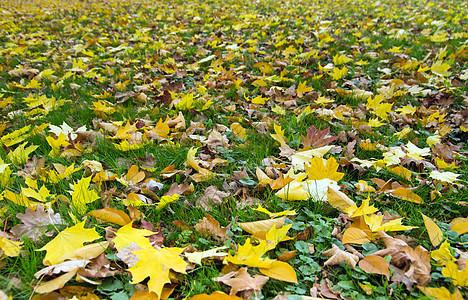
xmin=34 ymin=259 xmax=90 ymax=278
xmin=194 ymin=214 xmax=228 ymax=242
xmin=358 ymin=255 xmax=390 ymax=279
xmin=373 ymin=232 xmax=431 ymax=286
xmin=322 ymin=244 xmax=359 ymax=268
xmin=196 ymin=186 xmax=229 ymax=211
xmin=78 ymin=253 xmax=118 ymax=278
xmin=372 ymin=178 xmax=393 ymax=193
xmin=164 ymin=182 xmax=192 ymax=197
xmin=141 ymin=220 xmax=165 ymax=247
xmin=401 ymin=245 xmax=432 ymax=286
xmin=456 ymin=249 xmax=468 ymax=271
xmin=312 ymin=278 xmax=343 ymax=299
xmin=11 ymin=205 xmax=65 ymax=241
xmin=203 ymin=129 xmax=229 ymax=152
xmin=278 ymin=250 xmax=298 ymax=262
xmin=215 ymin=267 xmax=269 ymax=297
xmin=115 ymin=243 xmax=141 ymax=268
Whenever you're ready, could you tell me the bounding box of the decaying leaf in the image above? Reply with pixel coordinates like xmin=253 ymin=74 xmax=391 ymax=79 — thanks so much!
xmin=358 ymin=255 xmax=390 ymax=279
xmin=215 ymin=267 xmax=269 ymax=296
xmin=194 ymin=214 xmax=229 ymax=242
xmin=322 ymin=244 xmax=359 ymax=268
xmin=11 ymin=205 xmax=64 ymax=240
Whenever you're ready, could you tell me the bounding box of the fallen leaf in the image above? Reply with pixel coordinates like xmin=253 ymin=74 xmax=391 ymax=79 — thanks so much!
xmin=431 ymin=240 xmax=455 ymax=266
xmin=35 ymin=259 xmax=90 ymax=278
xmin=327 ymin=187 xmax=355 ymax=212
xmin=442 ymin=261 xmax=468 ymax=287
xmin=189 ymin=291 xmax=242 ymax=300
xmin=88 ymin=208 xmax=131 ymax=226
xmin=71 ymin=176 xmax=100 ymax=214
xmin=0 ymin=237 xmax=23 ymax=257
xmin=128 ymin=247 xmax=187 ymax=297
xmin=215 ymin=267 xmax=269 ymax=295
xmin=421 ymin=213 xmax=443 ymax=247
xmin=38 ymin=221 xmax=101 ymax=266
xmin=113 ymin=222 xmax=154 ymax=250
xmin=34 ymin=270 xmax=78 ymax=294
xmin=11 ymin=205 xmax=64 ymax=241
xmin=322 ymin=244 xmax=359 ymax=268
xmin=185 ymin=247 xmax=228 ymax=265
xmin=358 ymin=255 xmax=390 ymax=279
xmin=194 ymin=214 xmax=229 ymax=242
xmin=418 ymin=286 xmax=464 ymax=300
xmin=238 ymin=217 xmax=286 ymax=235
xmin=390 ymin=188 xmax=423 ymax=204
xmin=196 ymin=186 xmax=229 ymax=211
xmin=258 ymin=260 xmax=297 ymax=283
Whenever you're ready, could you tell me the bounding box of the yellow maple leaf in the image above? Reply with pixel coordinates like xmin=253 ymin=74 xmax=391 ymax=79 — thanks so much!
xmin=2 ymin=190 xmax=50 ymax=209
xmin=37 ymin=221 xmax=101 ymax=266
xmin=431 ymin=60 xmax=451 ymax=77
xmin=128 ymin=247 xmax=187 ymax=297
xmin=419 ymin=286 xmax=464 ymax=300
xmin=46 ymin=163 xmax=81 ymax=184
xmin=430 ymin=170 xmax=460 ymax=184
xmin=46 ymin=133 xmax=70 ymax=157
xmin=0 ymin=237 xmax=23 ymax=257
xmin=442 ymin=261 xmax=468 ymax=287
xmin=328 ymin=66 xmax=348 ymax=80
xmin=270 ymin=124 xmax=288 ymax=147
xmin=253 ymin=205 xmax=296 ymax=219
xmin=92 ymin=101 xmax=116 ymax=119
xmin=174 ymin=93 xmax=195 ymax=110
xmin=230 ymin=123 xmax=247 ymax=139
xmin=364 ymin=214 xmax=416 ymax=233
xmin=145 ymin=118 xmax=169 ymax=139
xmin=110 ymin=122 xmax=137 ymax=140
xmin=305 ymin=156 xmax=344 ymax=181
xmin=333 ymin=54 xmax=352 ymax=66
xmin=114 ymin=140 xmax=146 ymax=151
xmin=405 ymin=141 xmax=430 ymax=160
xmin=113 ymin=222 xmax=154 ymax=250
xmin=264 ymin=224 xmax=293 ymax=250
xmin=271 ymin=104 xmax=286 ymax=115
xmin=396 ymin=105 xmax=417 ymax=115
xmin=71 ymin=176 xmax=100 ymax=214
xmin=431 ymin=240 xmax=455 ymax=266
xmin=7 ymin=142 xmax=39 ymax=165
xmin=345 ymin=199 xmax=379 ymax=218
xmin=224 ymin=239 xmax=273 ymax=269
xmin=296 ymin=81 xmax=313 ymax=98
xmin=157 ymin=194 xmax=180 ymax=210
xmin=21 ymin=182 xmax=51 ymax=203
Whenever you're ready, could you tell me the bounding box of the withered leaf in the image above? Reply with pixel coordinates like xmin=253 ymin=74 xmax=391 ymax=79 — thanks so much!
xmin=194 ymin=214 xmax=229 ymax=242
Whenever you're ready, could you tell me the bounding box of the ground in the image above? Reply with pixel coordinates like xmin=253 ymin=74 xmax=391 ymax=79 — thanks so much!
xmin=0 ymin=0 xmax=467 ymax=299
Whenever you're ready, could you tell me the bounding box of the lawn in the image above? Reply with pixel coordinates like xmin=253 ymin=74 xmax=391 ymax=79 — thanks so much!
xmin=0 ymin=0 xmax=467 ymax=299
